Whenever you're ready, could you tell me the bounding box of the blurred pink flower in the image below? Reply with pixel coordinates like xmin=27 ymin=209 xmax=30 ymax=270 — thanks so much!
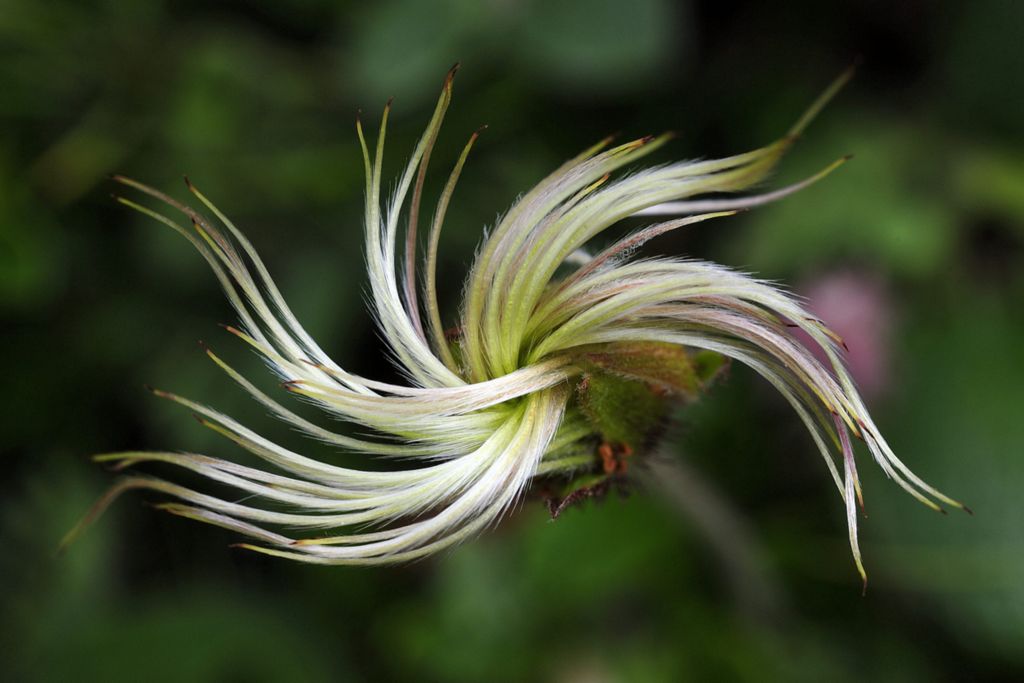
xmin=799 ymin=271 xmax=893 ymax=399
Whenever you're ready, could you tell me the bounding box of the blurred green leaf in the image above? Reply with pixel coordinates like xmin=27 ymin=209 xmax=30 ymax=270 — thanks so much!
xmin=866 ymin=291 xmax=1024 ymax=657
xmin=728 ymin=116 xmax=958 ymax=278
xmin=517 ymin=0 xmax=682 ymax=92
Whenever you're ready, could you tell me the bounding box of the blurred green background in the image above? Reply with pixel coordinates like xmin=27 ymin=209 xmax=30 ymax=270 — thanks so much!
xmin=2 ymin=0 xmax=1023 ymax=680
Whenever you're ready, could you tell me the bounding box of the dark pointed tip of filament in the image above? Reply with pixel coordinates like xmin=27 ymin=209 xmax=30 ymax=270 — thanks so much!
xmin=962 ymin=504 xmax=974 ymax=516
xmin=143 ymin=384 xmax=170 ymax=399
xmin=183 ymin=175 xmax=195 ymax=190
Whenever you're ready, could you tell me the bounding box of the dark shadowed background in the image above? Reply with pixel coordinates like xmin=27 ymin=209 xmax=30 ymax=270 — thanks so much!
xmin=3 ymin=0 xmax=1023 ymax=680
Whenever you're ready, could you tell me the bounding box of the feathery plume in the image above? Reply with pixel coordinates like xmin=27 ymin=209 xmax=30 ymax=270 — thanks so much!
xmin=66 ymin=65 xmax=966 ymax=585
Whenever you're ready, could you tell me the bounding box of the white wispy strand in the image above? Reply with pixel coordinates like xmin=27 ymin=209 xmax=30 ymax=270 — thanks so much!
xmin=70 ymin=66 xmax=964 ymax=581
